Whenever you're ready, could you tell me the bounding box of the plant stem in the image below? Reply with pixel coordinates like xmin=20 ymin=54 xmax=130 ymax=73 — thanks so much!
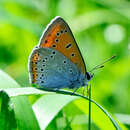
xmin=88 ymin=84 xmax=91 ymax=130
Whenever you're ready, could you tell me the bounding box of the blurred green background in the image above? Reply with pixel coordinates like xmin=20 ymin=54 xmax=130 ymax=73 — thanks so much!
xmin=0 ymin=0 xmax=130 ymax=129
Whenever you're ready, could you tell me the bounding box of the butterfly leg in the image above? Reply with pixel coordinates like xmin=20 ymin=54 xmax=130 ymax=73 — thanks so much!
xmin=83 ymin=86 xmax=85 ymax=96
xmin=82 ymin=85 xmax=89 ymax=97
xmin=53 ymin=88 xmax=59 ymax=91
xmin=71 ymin=87 xmax=79 ymax=95
xmin=87 ymin=84 xmax=91 ymax=98
xmin=87 ymin=84 xmax=89 ymax=98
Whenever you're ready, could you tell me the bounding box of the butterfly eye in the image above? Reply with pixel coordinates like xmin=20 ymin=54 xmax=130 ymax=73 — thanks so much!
xmin=86 ymin=72 xmax=92 ymax=80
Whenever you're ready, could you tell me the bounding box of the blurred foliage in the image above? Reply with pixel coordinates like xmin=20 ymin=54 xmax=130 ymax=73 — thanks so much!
xmin=0 ymin=0 xmax=130 ymax=129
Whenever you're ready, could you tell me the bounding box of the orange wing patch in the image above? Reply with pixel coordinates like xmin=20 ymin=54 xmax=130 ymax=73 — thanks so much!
xmin=39 ymin=17 xmax=86 ymax=75
xmin=31 ymin=52 xmax=40 ymax=83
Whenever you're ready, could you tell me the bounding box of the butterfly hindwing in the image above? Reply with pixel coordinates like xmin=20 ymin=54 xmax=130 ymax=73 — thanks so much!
xmin=38 ymin=16 xmax=86 ymax=75
xmin=29 ymin=47 xmax=83 ymax=88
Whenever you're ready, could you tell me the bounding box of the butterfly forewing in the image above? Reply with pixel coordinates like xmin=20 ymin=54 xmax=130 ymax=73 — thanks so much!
xmin=38 ymin=16 xmax=86 ymax=75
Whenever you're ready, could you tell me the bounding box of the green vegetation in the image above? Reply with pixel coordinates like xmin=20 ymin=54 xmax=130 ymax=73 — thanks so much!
xmin=0 ymin=0 xmax=129 ymax=129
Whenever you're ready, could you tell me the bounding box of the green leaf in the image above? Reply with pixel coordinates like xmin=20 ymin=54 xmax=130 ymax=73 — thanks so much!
xmin=0 ymin=70 xmax=40 ymax=130
xmin=74 ymin=99 xmax=126 ymax=130
xmin=0 ymin=90 xmax=17 ymax=130
xmin=33 ymin=94 xmax=79 ymax=130
xmin=115 ymin=113 xmax=130 ymax=125
xmin=1 ymin=86 xmax=124 ymax=130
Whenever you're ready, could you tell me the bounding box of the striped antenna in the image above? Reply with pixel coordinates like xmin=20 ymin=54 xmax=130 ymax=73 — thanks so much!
xmin=89 ymin=55 xmax=116 ymax=72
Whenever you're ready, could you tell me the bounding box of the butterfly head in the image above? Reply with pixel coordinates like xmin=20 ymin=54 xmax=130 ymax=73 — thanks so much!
xmin=82 ymin=72 xmax=93 ymax=86
xmin=86 ymin=72 xmax=93 ymax=81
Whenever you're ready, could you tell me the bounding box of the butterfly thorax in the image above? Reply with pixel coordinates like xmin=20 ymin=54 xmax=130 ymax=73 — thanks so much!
xmin=68 ymin=72 xmax=93 ymax=89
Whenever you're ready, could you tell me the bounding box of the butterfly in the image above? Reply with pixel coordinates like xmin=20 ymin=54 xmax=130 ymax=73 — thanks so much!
xmin=28 ymin=16 xmax=93 ymax=91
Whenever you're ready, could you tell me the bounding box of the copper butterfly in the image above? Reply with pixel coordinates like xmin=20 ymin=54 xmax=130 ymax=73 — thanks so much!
xmin=28 ymin=16 xmax=93 ymax=90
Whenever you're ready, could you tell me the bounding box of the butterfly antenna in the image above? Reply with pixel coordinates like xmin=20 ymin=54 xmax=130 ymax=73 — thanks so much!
xmin=89 ymin=55 xmax=116 ymax=72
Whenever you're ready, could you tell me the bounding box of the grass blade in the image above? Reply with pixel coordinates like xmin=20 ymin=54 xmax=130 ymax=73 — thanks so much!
xmin=1 ymin=86 xmax=124 ymax=130
xmin=0 ymin=70 xmax=40 ymax=130
xmin=0 ymin=91 xmax=17 ymax=129
xmin=33 ymin=94 xmax=79 ymax=130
